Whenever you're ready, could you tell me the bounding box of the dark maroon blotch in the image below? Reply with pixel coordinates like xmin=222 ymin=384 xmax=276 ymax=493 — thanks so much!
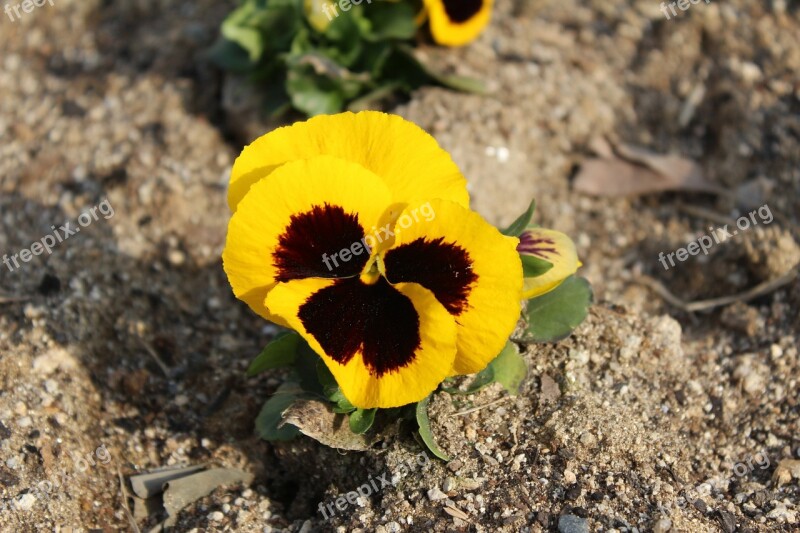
xmin=273 ymin=204 xmax=368 ymax=281
xmin=383 ymin=237 xmax=477 ymax=316
xmin=298 ymin=278 xmax=422 ymax=377
xmin=442 ymin=0 xmax=483 ymax=23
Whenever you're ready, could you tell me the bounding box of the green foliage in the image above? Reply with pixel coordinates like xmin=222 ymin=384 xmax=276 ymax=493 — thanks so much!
xmin=246 ymin=331 xmax=301 ymax=376
xmin=349 ymin=408 xmax=377 ymax=434
xmin=502 ymin=200 xmax=536 ymax=236
xmin=524 ymin=275 xmax=593 ymax=342
xmin=416 ymin=395 xmax=450 ymax=461
xmin=444 ymin=341 xmax=527 ymax=396
xmin=210 ymin=0 xmax=484 ymax=117
xmin=520 ymin=254 xmax=553 ymax=278
xmin=254 ymin=382 xmax=306 ymax=440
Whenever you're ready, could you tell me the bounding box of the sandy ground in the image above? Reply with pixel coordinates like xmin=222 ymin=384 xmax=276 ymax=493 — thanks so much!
xmin=0 ymin=0 xmax=798 ymax=531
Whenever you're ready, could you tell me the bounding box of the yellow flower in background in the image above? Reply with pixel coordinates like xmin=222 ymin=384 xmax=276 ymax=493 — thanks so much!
xmin=223 ymin=111 xmax=523 ymax=408
xmin=304 ymin=0 xmax=333 ymax=32
xmin=423 ymin=0 xmax=493 ymax=46
xmin=518 ymin=228 xmax=581 ymax=299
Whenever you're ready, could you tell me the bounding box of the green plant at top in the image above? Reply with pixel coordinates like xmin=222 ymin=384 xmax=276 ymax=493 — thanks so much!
xmin=208 ymin=0 xmax=485 ymax=118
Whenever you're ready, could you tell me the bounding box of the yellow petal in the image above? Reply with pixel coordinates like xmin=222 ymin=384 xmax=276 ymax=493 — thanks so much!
xmin=304 ymin=0 xmax=333 ymax=32
xmin=382 ymin=199 xmax=523 ymax=376
xmin=519 ymin=228 xmax=580 ymax=299
xmin=222 ymin=155 xmax=393 ymax=322
xmin=228 ymin=111 xmax=469 ymax=212
xmin=423 ymin=0 xmax=493 ymax=47
xmin=265 ymin=277 xmax=458 ymax=409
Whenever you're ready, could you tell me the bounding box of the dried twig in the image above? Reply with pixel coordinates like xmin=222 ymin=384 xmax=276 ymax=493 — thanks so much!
xmin=138 ymin=337 xmax=171 ymax=378
xmin=118 ymin=467 xmax=141 ymax=533
xmin=0 ymin=294 xmax=29 ymax=304
xmin=676 ymin=203 xmax=735 ymax=226
xmin=635 ymin=268 xmax=798 ymax=312
xmin=451 ymin=397 xmax=510 ymax=417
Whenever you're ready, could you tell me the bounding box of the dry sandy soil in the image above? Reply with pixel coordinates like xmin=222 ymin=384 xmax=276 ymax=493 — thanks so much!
xmin=1 ymin=0 xmax=799 ymax=531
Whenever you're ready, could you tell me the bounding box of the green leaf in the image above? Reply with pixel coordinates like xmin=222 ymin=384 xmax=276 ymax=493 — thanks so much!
xmin=394 ymin=45 xmax=487 ymax=95
xmin=443 ymin=341 xmax=527 ymax=396
xmin=488 ymin=342 xmax=527 ymax=395
xmin=502 ymin=200 xmax=536 ymax=236
xmin=332 ymin=400 xmax=356 ymax=414
xmin=415 ymin=395 xmax=450 ymax=461
xmin=247 ymin=331 xmax=301 ymax=377
xmin=292 ymin=339 xmax=326 ymax=395
xmin=206 ymin=38 xmax=257 ymax=73
xmin=524 ymin=276 xmax=593 ymax=342
xmin=346 ymin=82 xmax=401 ymax=111
xmin=348 ymin=408 xmax=377 ymax=434
xmin=461 ymin=364 xmax=496 ymax=395
xmin=520 ymin=254 xmax=554 ymax=278
xmin=286 ymin=64 xmax=354 ymax=116
xmin=222 ymin=24 xmax=265 ymax=62
xmin=362 ymin=1 xmax=417 ymax=40
xmin=254 ymin=383 xmax=306 ymax=441
xmin=433 ymin=74 xmax=488 ymax=94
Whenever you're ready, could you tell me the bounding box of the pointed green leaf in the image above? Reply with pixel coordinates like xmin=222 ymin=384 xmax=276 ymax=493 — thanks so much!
xmin=206 ymin=38 xmax=257 ymax=73
xmin=415 ymin=396 xmax=450 ymax=461
xmin=254 ymin=383 xmax=306 ymax=441
xmin=520 ymin=254 xmax=554 ymax=278
xmin=489 ymin=341 xmax=527 ymax=395
xmin=247 ymin=331 xmax=301 ymax=377
xmin=349 ymin=408 xmax=377 ymax=434
xmin=433 ymin=74 xmax=488 ymax=95
xmin=502 ymin=200 xmax=536 ymax=236
xmin=292 ymin=339 xmax=326 ymax=395
xmin=524 ymin=276 xmax=593 ymax=342
xmin=443 ymin=342 xmax=526 ymax=396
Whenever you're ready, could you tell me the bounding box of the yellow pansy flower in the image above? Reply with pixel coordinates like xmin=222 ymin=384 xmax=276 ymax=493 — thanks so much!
xmin=423 ymin=0 xmax=493 ymax=46
xmin=223 ymin=112 xmax=522 ymax=408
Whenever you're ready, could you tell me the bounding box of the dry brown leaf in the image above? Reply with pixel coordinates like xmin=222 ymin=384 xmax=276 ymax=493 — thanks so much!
xmin=281 ymin=399 xmax=373 ymax=451
xmin=574 ymin=142 xmax=723 ymax=197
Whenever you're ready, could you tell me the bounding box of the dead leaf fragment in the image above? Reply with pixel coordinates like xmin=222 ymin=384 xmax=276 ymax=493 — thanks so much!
xmin=281 ymin=399 xmax=373 ymax=451
xmin=575 ymin=141 xmax=723 ymax=197
xmin=773 ymin=459 xmax=800 ymax=486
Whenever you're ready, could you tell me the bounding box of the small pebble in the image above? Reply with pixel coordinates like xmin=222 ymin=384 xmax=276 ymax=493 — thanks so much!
xmin=208 ymin=511 xmax=224 ymax=522
xmin=653 ymin=518 xmax=672 ymax=533
xmin=16 ymin=493 xmax=38 ymax=511
xmin=558 ymin=514 xmax=589 ymax=533
xmin=427 ymin=487 xmax=447 ymax=501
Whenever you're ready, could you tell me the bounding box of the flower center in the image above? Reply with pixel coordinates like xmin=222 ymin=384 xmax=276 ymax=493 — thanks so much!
xmin=360 ymin=255 xmax=385 ymax=285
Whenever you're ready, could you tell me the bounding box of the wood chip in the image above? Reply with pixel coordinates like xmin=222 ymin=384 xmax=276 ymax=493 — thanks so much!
xmin=443 ymin=504 xmax=470 ymax=521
